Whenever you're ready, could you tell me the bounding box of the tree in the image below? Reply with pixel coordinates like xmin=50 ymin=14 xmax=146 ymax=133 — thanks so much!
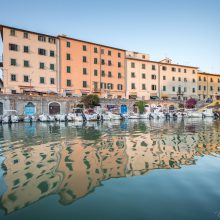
xmin=185 ymin=98 xmax=197 ymax=109
xmin=136 ymin=100 xmax=146 ymax=114
xmin=81 ymin=94 xmax=100 ymax=108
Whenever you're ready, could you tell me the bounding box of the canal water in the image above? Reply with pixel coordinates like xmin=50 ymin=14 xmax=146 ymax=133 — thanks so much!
xmin=0 ymin=119 xmax=220 ymax=220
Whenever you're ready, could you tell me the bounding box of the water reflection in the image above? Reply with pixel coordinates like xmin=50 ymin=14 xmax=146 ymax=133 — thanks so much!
xmin=0 ymin=119 xmax=220 ymax=214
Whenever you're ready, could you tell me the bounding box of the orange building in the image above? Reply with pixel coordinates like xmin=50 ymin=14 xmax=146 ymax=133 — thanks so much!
xmin=58 ymin=36 xmax=126 ymax=98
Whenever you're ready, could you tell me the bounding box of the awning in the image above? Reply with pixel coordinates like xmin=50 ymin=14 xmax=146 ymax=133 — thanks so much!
xmin=81 ymin=90 xmax=90 ymax=94
xmin=150 ymin=96 xmax=160 ymax=100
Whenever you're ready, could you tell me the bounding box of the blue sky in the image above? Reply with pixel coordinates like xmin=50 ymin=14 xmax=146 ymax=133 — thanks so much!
xmin=0 ymin=0 xmax=220 ymax=75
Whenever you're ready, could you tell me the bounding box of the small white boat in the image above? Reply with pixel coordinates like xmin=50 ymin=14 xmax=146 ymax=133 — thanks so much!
xmin=128 ymin=112 xmax=140 ymax=119
xmin=202 ymin=108 xmax=214 ymax=117
xmin=187 ymin=110 xmax=203 ymax=118
xmin=2 ymin=110 xmax=19 ymax=123
xmin=84 ymin=109 xmax=101 ymax=121
xmin=39 ymin=114 xmax=48 ymax=122
xmin=140 ymin=112 xmax=151 ymax=119
xmin=24 ymin=115 xmax=36 ymax=122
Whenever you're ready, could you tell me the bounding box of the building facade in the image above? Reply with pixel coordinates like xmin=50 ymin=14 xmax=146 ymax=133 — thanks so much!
xmin=197 ymin=72 xmax=220 ymax=100
xmin=58 ymin=36 xmax=126 ymax=98
xmin=0 ymin=25 xmax=59 ymax=94
xmin=126 ymin=51 xmax=198 ymax=100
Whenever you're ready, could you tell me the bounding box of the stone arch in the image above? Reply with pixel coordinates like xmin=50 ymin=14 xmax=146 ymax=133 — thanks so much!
xmin=48 ymin=102 xmax=61 ymax=115
xmin=24 ymin=102 xmax=36 ymax=116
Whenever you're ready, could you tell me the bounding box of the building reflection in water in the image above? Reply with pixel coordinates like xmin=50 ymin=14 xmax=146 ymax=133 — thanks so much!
xmin=0 ymin=119 xmax=220 ymax=214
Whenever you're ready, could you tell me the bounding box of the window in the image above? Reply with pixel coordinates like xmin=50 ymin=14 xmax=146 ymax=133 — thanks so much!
xmin=38 ymin=35 xmax=46 ymax=42
xmin=83 ymin=68 xmax=87 ymax=75
xmin=172 ymin=67 xmax=176 ymax=72
xmin=172 ymin=87 xmax=175 ymax=92
xmin=83 ymin=56 xmax=87 ymax=63
xmin=163 ymin=76 xmax=166 ymax=80
xmin=210 ymin=78 xmax=213 ymax=82
xmin=40 ymin=77 xmax=45 ymax=84
xmin=67 ymin=41 xmax=71 ymax=47
xmin=131 ymin=72 xmax=135 ymax=78
xmin=94 ymin=47 xmax=98 ymax=53
xmin=118 ymin=72 xmax=122 ymax=78
xmin=107 ymin=83 xmax=113 ymax=90
xmin=11 ymin=74 xmax=16 ymax=81
xmin=101 ymin=70 xmax=105 ymax=77
xmin=198 ymin=85 xmax=201 ymax=90
xmin=118 ymin=62 xmax=121 ymax=67
xmin=24 ymin=75 xmax=29 ymax=82
xmin=10 ymin=29 xmax=16 ymax=36
xmin=48 ymin=38 xmax=56 ymax=44
xmin=204 ymin=77 xmax=206 ymax=82
xmin=38 ymin=48 xmax=46 ymax=56
xmin=40 ymin=62 xmax=45 ymax=69
xmin=10 ymin=59 xmax=16 ymax=66
xmin=118 ymin=52 xmax=121 ymax=58
xmin=117 ymin=84 xmax=123 ymax=90
xmin=100 ymin=82 xmax=106 ymax=89
xmin=108 ymin=50 xmax=111 ymax=56
xmin=199 ymin=76 xmax=201 ymax=81
xmin=178 ymin=68 xmax=181 ymax=72
xmin=142 ymin=64 xmax=146 ymax=69
xmin=23 ymin=46 xmax=29 ymax=53
xmin=83 ymin=81 xmax=87 ymax=88
xmin=184 ymin=69 xmax=187 ymax=73
xmin=152 ymin=85 xmax=157 ymax=90
xmin=152 ymin=65 xmax=156 ymax=70
xmin=131 ymin=83 xmax=136 ymax=89
xmin=163 ymin=86 xmax=166 ymax=91
xmin=66 ymin=53 xmax=71 ymax=60
xmin=50 ymin=50 xmax=55 ymax=57
xmin=131 ymin=62 xmax=135 ymax=68
xmin=142 ymin=84 xmax=146 ymax=90
xmin=23 ymin=32 xmax=28 ymax=38
xmin=24 ymin=60 xmax=30 ymax=67
xmin=50 ymin=64 xmax=55 ymax=71
xmin=218 ymin=78 xmax=220 ymax=83
xmin=151 ymin=74 xmax=156 ymax=80
xmin=210 ymin=86 xmax=213 ymax=91
xmin=192 ymin=70 xmax=195 ymax=74
xmin=192 ymin=78 xmax=196 ymax=83
xmin=142 ymin=73 xmax=146 ymax=79
xmin=93 ymin=82 xmax=98 ymax=89
xmin=101 ymin=49 xmax=104 ymax=54
xmin=108 ymin=71 xmax=112 ymax=77
xmin=94 ymin=69 xmax=98 ymax=76
xmin=184 ymin=87 xmax=187 ymax=92
xmin=184 ymin=78 xmax=187 ymax=82
xmin=82 ymin=45 xmax=87 ymax=51
xmin=172 ymin=77 xmax=175 ymax=81
xmin=204 ymin=86 xmax=206 ymax=90
xmin=178 ymin=77 xmax=181 ymax=81
xmin=9 ymin=44 xmax=18 ymax=51
xmin=101 ymin=59 xmax=105 ymax=65
xmin=218 ymin=87 xmax=220 ymax=92
xmin=192 ymin=88 xmax=196 ymax=93
xmin=11 ymin=90 xmax=16 ymax=94
xmin=108 ymin=60 xmax=112 ymax=66
xmin=67 ymin=66 xmax=71 ymax=73
xmin=50 ymin=78 xmax=55 ymax=84
xmin=67 ymin=79 xmax=71 ymax=87
xmin=162 ymin=66 xmax=167 ymax=71
xmin=94 ymin=58 xmax=98 ymax=64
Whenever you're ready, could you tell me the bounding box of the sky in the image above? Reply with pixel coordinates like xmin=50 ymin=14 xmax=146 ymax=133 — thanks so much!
xmin=0 ymin=0 xmax=220 ymax=75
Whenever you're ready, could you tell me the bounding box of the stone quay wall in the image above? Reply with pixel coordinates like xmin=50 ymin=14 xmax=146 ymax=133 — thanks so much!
xmin=0 ymin=94 xmax=179 ymax=116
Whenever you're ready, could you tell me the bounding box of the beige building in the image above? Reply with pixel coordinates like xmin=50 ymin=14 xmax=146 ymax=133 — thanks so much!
xmin=0 ymin=25 xmax=59 ymax=94
xmin=126 ymin=51 xmax=198 ymax=100
xmin=197 ymin=72 xmax=220 ymax=100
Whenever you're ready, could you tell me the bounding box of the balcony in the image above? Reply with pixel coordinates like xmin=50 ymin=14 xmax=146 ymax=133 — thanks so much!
xmin=92 ymin=88 xmax=101 ymax=93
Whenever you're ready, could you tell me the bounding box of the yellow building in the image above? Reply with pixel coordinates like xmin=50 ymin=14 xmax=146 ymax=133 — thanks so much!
xmin=197 ymin=72 xmax=220 ymax=100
